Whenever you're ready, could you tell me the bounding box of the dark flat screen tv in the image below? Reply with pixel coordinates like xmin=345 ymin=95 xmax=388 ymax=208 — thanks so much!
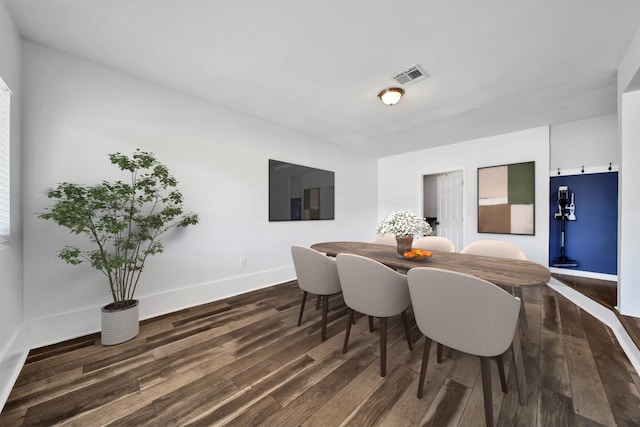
xmin=269 ymin=159 xmax=335 ymax=221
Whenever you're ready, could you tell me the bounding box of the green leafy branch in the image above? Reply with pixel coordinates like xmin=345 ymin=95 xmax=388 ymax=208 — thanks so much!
xmin=39 ymin=150 xmax=199 ymax=308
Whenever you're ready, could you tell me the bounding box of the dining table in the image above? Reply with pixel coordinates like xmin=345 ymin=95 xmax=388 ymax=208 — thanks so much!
xmin=310 ymin=241 xmax=551 ymax=406
xmin=310 ymin=241 xmax=550 ymax=288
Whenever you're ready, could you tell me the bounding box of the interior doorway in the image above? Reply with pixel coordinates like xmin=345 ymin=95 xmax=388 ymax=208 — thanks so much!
xmin=423 ymin=170 xmax=464 ymax=251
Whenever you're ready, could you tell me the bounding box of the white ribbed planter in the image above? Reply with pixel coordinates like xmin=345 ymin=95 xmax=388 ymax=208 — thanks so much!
xmin=101 ymin=300 xmax=140 ymax=346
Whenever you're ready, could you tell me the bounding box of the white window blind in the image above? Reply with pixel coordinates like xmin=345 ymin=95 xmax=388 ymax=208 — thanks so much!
xmin=0 ymin=76 xmax=10 ymax=242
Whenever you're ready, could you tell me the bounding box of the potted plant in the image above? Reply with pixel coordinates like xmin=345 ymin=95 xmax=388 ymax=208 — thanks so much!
xmin=39 ymin=149 xmax=199 ymax=345
xmin=376 ymin=210 xmax=433 ymax=256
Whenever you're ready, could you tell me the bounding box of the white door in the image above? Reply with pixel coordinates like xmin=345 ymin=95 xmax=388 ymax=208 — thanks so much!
xmin=437 ymin=171 xmax=463 ymax=251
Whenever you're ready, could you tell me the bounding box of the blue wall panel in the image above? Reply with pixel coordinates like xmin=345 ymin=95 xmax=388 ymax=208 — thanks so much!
xmin=549 ymin=172 xmax=618 ymax=274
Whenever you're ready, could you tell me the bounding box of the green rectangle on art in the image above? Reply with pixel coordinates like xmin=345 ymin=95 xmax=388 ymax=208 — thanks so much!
xmin=508 ymin=162 xmax=534 ymax=204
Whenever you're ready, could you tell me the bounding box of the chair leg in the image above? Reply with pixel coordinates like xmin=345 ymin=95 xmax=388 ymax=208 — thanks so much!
xmin=401 ymin=310 xmax=413 ymax=351
xmin=518 ymin=291 xmax=528 ymax=335
xmin=343 ymin=309 xmax=354 ymax=354
xmin=316 ymin=294 xmax=321 ymax=310
xmin=297 ymin=291 xmax=308 ymax=327
xmin=512 ymin=286 xmax=528 ymax=335
xmin=512 ymin=324 xmax=527 ymax=406
xmin=495 ymin=354 xmax=507 ymax=393
xmin=368 ymin=316 xmax=374 ymax=332
xmin=480 ymin=356 xmax=494 ymax=427
xmin=417 ymin=336 xmax=433 ymax=399
xmin=380 ymin=317 xmax=387 ymax=377
xmin=321 ymin=295 xmax=329 ymax=341
xmin=437 ymin=343 xmax=444 ymax=363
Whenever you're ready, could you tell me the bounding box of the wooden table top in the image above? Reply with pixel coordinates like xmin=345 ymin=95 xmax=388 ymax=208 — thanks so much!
xmin=310 ymin=241 xmax=550 ymax=288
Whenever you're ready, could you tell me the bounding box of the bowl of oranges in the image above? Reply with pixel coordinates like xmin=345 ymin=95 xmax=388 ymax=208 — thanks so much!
xmin=403 ymin=248 xmax=433 ymax=261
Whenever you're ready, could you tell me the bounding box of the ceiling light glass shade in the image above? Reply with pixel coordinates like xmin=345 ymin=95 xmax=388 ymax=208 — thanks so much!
xmin=378 ymin=87 xmax=404 ymax=105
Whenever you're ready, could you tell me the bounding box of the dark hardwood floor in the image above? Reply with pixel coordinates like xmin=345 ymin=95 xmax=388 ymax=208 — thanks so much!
xmin=553 ymin=273 xmax=640 ymax=353
xmin=552 ymin=274 xmax=618 ymax=309
xmin=2 ymin=278 xmax=640 ymax=426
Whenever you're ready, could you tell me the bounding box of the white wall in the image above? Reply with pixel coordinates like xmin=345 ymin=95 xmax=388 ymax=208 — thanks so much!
xmin=619 ymin=90 xmax=640 ymax=315
xmin=0 ymin=0 xmax=25 ymax=408
xmin=617 ymin=24 xmax=640 ymax=317
xmin=21 ymin=41 xmax=378 ymax=347
xmin=378 ymin=126 xmax=550 ymax=266
xmin=619 ymin=25 xmax=640 ymax=94
xmin=550 ymin=114 xmax=618 ymax=172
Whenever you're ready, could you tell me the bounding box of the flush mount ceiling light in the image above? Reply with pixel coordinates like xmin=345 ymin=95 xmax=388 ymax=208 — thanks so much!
xmin=378 ymin=87 xmax=404 ymax=106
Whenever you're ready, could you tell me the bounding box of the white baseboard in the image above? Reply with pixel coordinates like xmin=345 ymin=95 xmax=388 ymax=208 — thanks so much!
xmin=1 ymin=266 xmax=296 ymax=412
xmin=549 ymin=267 xmax=617 ymax=282
xmin=137 ymin=266 xmax=296 ymax=321
xmin=24 ymin=266 xmax=296 ymax=350
xmin=0 ymin=324 xmax=29 ymax=412
xmin=547 ymin=277 xmax=640 ymax=376
xmin=4 ymin=272 xmax=639 ymax=413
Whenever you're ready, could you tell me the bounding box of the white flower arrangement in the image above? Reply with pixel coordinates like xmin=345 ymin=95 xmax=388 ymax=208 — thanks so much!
xmin=376 ymin=210 xmax=433 ymax=237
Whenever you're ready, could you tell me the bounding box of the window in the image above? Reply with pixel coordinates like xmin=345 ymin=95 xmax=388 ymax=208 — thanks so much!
xmin=0 ymin=76 xmax=10 ymax=243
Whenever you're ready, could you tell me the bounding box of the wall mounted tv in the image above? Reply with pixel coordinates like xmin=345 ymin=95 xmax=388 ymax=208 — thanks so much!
xmin=269 ymin=159 xmax=335 ymax=221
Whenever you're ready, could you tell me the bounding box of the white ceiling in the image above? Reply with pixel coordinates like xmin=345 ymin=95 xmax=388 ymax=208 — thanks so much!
xmin=6 ymin=0 xmax=640 ymax=157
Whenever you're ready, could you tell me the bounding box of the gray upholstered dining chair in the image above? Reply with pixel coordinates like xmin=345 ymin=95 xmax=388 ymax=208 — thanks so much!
xmin=291 ymin=246 xmax=342 ymax=341
xmin=413 ymin=236 xmax=456 ymax=252
xmin=407 ymin=267 xmax=522 ymax=427
xmin=461 ymin=240 xmax=529 ymax=332
xmin=369 ymin=233 xmax=397 ymax=246
xmin=460 ymin=240 xmax=527 ymax=260
xmin=336 ymin=253 xmax=414 ymax=377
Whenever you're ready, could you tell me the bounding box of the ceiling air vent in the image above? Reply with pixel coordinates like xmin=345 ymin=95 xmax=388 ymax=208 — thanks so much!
xmin=392 ymin=64 xmax=429 ymax=86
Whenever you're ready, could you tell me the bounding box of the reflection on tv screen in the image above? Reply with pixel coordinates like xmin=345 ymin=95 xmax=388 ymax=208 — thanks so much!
xmin=269 ymin=159 xmax=335 ymax=221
